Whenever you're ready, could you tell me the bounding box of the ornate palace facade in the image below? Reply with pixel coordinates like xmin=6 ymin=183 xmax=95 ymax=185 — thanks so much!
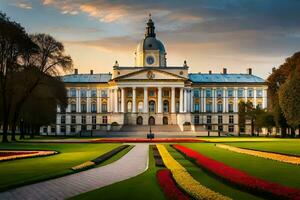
xmin=41 ymin=16 xmax=267 ymax=135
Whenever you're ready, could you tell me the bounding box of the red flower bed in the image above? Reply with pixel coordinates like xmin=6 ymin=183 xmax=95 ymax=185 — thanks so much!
xmin=94 ymin=138 xmax=203 ymax=143
xmin=173 ymin=144 xmax=300 ymax=200
xmin=0 ymin=151 xmax=37 ymax=157
xmin=157 ymin=169 xmax=190 ymax=200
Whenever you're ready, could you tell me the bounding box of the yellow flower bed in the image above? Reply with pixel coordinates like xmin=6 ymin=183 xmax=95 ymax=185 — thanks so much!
xmin=71 ymin=161 xmax=96 ymax=171
xmin=156 ymin=144 xmax=231 ymax=200
xmin=216 ymin=144 xmax=300 ymax=165
xmin=0 ymin=150 xmax=57 ymax=161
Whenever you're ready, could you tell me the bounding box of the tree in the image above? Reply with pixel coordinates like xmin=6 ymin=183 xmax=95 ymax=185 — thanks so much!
xmin=0 ymin=12 xmax=37 ymax=142
xmin=279 ymin=68 xmax=300 ymax=136
xmin=238 ymin=101 xmax=246 ymax=136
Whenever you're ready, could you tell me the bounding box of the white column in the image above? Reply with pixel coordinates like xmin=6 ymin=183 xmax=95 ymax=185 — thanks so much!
xmin=203 ymin=88 xmax=206 ymax=112
xmin=132 ymin=87 xmax=136 ymax=113
xmin=200 ymin=89 xmax=203 ymax=112
xmin=158 ymin=87 xmax=162 ymax=113
xmin=244 ymin=87 xmax=248 ymax=102
xmin=253 ymin=87 xmax=257 ymax=108
xmin=121 ymin=88 xmax=125 ymax=113
xmin=184 ymin=89 xmax=187 ymax=112
xmin=223 ymin=88 xmax=226 ymax=113
xmin=171 ymin=87 xmax=176 ymax=113
xmin=187 ymin=89 xmax=191 ymax=112
xmin=263 ymin=89 xmax=267 ymax=109
xmin=77 ymin=89 xmax=81 ymax=112
xmin=190 ymin=89 xmax=194 ymax=112
xmin=143 ymin=87 xmax=148 ymax=113
xmin=179 ymin=88 xmax=184 ymax=113
xmin=234 ymin=88 xmax=238 ymax=112
xmin=87 ymin=90 xmax=91 ymax=112
xmin=114 ymin=88 xmax=118 ymax=113
xmin=212 ymin=88 xmax=216 ymax=113
xmin=108 ymin=89 xmax=112 ymax=112
xmin=97 ymin=89 xmax=101 ymax=113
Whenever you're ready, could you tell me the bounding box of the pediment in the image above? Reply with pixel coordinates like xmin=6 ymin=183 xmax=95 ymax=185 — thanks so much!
xmin=113 ymin=69 xmax=186 ymax=81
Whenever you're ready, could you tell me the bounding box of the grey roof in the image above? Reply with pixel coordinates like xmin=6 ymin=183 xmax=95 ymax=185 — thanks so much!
xmin=61 ymin=73 xmax=112 ymax=83
xmin=136 ymin=37 xmax=165 ymax=52
xmin=189 ymin=73 xmax=265 ymax=83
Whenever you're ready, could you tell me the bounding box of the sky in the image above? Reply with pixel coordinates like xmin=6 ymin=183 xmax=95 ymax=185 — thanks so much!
xmin=1 ymin=0 xmax=300 ymax=78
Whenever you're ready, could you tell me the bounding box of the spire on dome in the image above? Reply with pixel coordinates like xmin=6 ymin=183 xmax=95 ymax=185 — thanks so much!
xmin=145 ymin=13 xmax=156 ymax=38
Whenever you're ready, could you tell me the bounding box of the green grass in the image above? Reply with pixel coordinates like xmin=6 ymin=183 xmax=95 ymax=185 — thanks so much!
xmin=226 ymin=141 xmax=300 ymax=156
xmin=166 ymin=145 xmax=263 ymax=200
xmin=200 ymin=137 xmax=300 ymax=142
xmin=182 ymin=143 xmax=300 ymax=189
xmin=0 ymin=142 xmax=121 ymax=191
xmin=70 ymin=146 xmax=165 ymax=200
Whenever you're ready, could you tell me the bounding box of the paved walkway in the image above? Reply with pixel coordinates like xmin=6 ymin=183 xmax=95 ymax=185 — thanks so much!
xmin=0 ymin=144 xmax=149 ymax=200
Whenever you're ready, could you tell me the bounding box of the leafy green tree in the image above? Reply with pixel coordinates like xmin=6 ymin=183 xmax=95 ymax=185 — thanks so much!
xmin=279 ymin=68 xmax=300 ymax=136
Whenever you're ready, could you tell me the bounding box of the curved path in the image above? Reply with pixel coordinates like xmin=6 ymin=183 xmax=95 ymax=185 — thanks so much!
xmin=0 ymin=144 xmax=149 ymax=200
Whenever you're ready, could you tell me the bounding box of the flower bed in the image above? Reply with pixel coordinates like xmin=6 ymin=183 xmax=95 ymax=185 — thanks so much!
xmin=156 ymin=144 xmax=230 ymax=200
xmin=156 ymin=169 xmax=189 ymax=200
xmin=71 ymin=145 xmax=130 ymax=171
xmin=216 ymin=144 xmax=300 ymax=165
xmin=94 ymin=138 xmax=203 ymax=143
xmin=152 ymin=146 xmax=165 ymax=167
xmin=0 ymin=150 xmax=57 ymax=162
xmin=173 ymin=144 xmax=300 ymax=200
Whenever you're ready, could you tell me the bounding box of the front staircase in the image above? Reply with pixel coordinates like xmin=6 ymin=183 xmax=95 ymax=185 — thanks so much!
xmin=120 ymin=125 xmax=182 ymax=133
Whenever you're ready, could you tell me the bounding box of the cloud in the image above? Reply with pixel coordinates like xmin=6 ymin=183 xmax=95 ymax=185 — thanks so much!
xmin=14 ymin=2 xmax=32 ymax=9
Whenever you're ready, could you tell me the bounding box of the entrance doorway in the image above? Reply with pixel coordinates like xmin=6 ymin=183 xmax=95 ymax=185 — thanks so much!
xmin=148 ymin=116 xmax=155 ymax=125
xmin=163 ymin=117 xmax=168 ymax=125
xmin=137 ymin=116 xmax=143 ymax=125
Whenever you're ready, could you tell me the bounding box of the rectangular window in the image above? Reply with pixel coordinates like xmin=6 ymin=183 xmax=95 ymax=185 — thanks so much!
xmin=238 ymin=89 xmax=244 ymax=98
xmin=193 ymin=90 xmax=199 ymax=97
xmin=218 ymin=125 xmax=223 ymax=131
xmin=248 ymin=89 xmax=253 ymax=97
xmin=91 ymin=89 xmax=97 ymax=98
xmin=43 ymin=127 xmax=47 ymax=133
xmin=228 ymin=104 xmax=234 ymax=113
xmin=229 ymin=125 xmax=234 ymax=132
xmin=206 ymin=103 xmax=212 ymax=112
xmin=92 ymin=125 xmax=96 ymax=130
xmin=163 ymin=90 xmax=169 ymax=97
xmin=61 ymin=115 xmax=66 ymax=124
xmin=81 ymin=103 xmax=87 ymax=113
xmin=227 ymin=89 xmax=234 ymax=97
xmin=102 ymin=103 xmax=107 ymax=113
xmin=71 ymin=115 xmax=76 ymax=124
xmin=207 ymin=125 xmax=212 ymax=130
xmin=71 ymin=104 xmax=76 ymax=113
xmin=229 ymin=115 xmax=234 ymax=124
xmin=194 ymin=115 xmax=200 ymax=124
xmin=206 ymin=89 xmax=212 ymax=98
xmin=149 ymin=90 xmax=155 ymax=97
xmin=81 ymin=116 xmax=86 ymax=124
xmin=194 ymin=103 xmax=200 ymax=112
xmin=60 ymin=106 xmax=66 ymax=113
xmin=60 ymin=126 xmax=66 ymax=133
xmin=51 ymin=126 xmax=56 ymax=133
xmin=71 ymin=125 xmax=76 ymax=133
xmin=70 ymin=88 xmax=76 ymax=97
xmin=207 ymin=115 xmax=211 ymax=124
xmin=81 ymin=89 xmax=87 ymax=97
xmin=127 ymin=90 xmax=132 ymax=97
xmin=91 ymin=103 xmax=97 ymax=113
xmin=102 ymin=116 xmax=108 ymax=124
xmin=218 ymin=116 xmax=223 ymax=124
xmin=81 ymin=125 xmax=86 ymax=131
xmin=101 ymin=90 xmax=107 ymax=97
xmin=256 ymin=89 xmax=263 ymax=97
xmin=217 ymin=103 xmax=223 ymax=113
xmin=92 ymin=116 xmax=96 ymax=124
xmin=217 ymin=89 xmax=223 ymax=97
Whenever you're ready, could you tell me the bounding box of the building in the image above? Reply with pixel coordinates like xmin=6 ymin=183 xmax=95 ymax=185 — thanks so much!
xmin=41 ymin=16 xmax=267 ymax=135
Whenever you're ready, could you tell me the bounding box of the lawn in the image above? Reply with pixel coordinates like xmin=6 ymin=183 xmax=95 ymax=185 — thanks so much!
xmin=182 ymin=143 xmax=300 ymax=189
xmin=166 ymin=145 xmax=263 ymax=200
xmin=70 ymin=145 xmax=165 ymax=200
xmin=0 ymin=142 xmax=121 ymax=191
xmin=226 ymin=140 xmax=300 ymax=156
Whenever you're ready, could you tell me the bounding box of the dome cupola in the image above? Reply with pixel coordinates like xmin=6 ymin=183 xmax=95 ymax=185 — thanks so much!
xmin=135 ymin=14 xmax=167 ymax=67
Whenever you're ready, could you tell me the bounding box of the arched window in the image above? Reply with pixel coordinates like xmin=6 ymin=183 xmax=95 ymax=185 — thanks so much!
xmin=149 ymin=100 xmax=155 ymax=112
xmin=137 ymin=116 xmax=143 ymax=125
xmin=127 ymin=101 xmax=132 ymax=112
xmin=138 ymin=102 xmax=144 ymax=112
xmin=163 ymin=100 xmax=169 ymax=113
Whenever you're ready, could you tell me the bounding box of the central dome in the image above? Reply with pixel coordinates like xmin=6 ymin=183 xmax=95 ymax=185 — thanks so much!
xmin=136 ymin=37 xmax=165 ymax=53
xmin=134 ymin=14 xmax=167 ymax=67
